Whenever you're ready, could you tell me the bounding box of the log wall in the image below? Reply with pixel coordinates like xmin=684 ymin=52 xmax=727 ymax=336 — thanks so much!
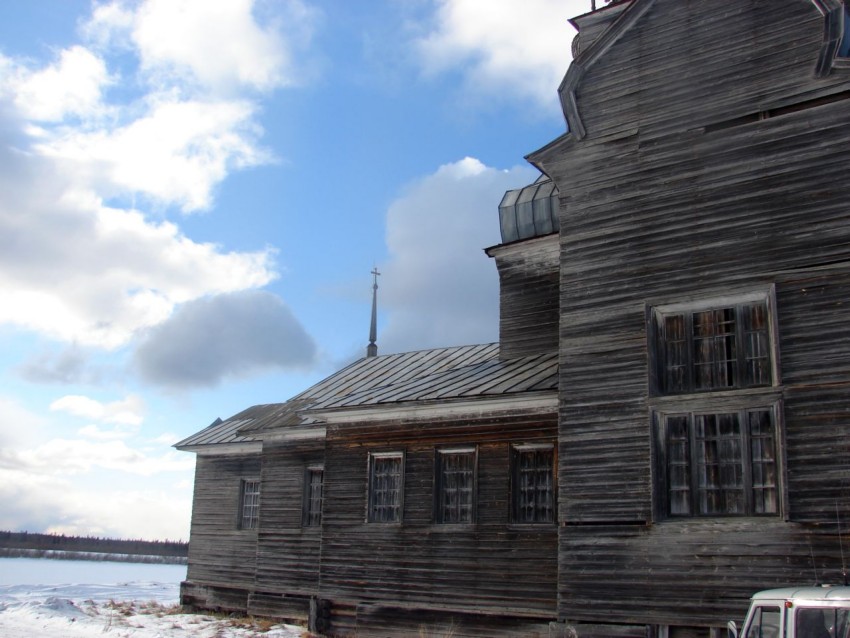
xmin=529 ymin=0 xmax=850 ymax=629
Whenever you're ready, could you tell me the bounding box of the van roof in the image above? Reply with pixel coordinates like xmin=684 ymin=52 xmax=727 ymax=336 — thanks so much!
xmin=752 ymin=586 xmax=850 ymax=602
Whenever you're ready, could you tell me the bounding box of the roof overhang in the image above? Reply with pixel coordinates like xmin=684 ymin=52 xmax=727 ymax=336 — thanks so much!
xmin=307 ymin=392 xmax=557 ymax=425
xmin=176 ymin=441 xmax=262 ymax=456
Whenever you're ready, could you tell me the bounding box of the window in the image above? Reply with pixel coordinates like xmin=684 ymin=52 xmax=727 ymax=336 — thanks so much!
xmin=658 ymin=408 xmax=778 ymax=516
xmin=746 ymin=606 xmax=781 ymax=638
xmin=796 ymin=608 xmax=850 ymax=638
xmin=367 ymin=452 xmax=404 ymax=523
xmin=434 ymin=448 xmax=476 ymax=524
xmin=511 ymin=444 xmax=555 ymax=524
xmin=654 ymin=299 xmax=772 ymax=395
xmin=302 ymin=466 xmax=324 ymax=527
xmin=239 ymin=479 xmax=260 ymax=530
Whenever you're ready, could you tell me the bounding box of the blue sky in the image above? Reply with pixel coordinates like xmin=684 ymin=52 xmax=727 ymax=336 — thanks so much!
xmin=0 ymin=0 xmax=588 ymax=541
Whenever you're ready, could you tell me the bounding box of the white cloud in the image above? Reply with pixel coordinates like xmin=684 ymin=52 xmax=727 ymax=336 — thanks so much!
xmin=0 ymin=438 xmax=193 ymax=477
xmin=36 ymin=95 xmax=270 ymax=212
xmin=86 ymin=0 xmax=318 ymax=93
xmin=50 ymin=393 xmax=145 ymax=426
xmin=0 ymin=0 xmax=295 ymax=351
xmin=0 ymin=467 xmax=193 ymax=540
xmin=378 ymin=157 xmax=538 ymax=353
xmin=12 ymin=46 xmax=111 ymax=121
xmin=417 ymin=0 xmax=584 ymax=111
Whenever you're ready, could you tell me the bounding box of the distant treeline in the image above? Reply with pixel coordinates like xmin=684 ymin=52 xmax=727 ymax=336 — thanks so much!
xmin=0 ymin=531 xmax=188 ymax=558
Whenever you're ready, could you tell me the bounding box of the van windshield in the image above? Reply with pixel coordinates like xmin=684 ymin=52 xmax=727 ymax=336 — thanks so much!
xmin=796 ymin=608 xmax=850 ymax=638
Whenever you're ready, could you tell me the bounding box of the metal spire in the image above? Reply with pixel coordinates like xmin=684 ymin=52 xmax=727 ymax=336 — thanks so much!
xmin=366 ymin=267 xmax=380 ymax=357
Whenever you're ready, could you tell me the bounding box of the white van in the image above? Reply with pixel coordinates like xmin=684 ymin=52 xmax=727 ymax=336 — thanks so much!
xmin=729 ymin=587 xmax=850 ymax=638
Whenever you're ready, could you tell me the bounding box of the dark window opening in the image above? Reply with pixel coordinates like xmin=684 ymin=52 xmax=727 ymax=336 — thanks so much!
xmin=656 ymin=300 xmax=771 ymax=395
xmin=511 ymin=445 xmax=555 ymax=524
xmin=435 ymin=448 xmax=476 ymax=524
xmin=659 ymin=408 xmax=778 ymax=517
xmin=367 ymin=452 xmax=404 ymax=523
xmin=239 ymin=479 xmax=260 ymax=530
xmin=302 ymin=467 xmax=324 ymax=527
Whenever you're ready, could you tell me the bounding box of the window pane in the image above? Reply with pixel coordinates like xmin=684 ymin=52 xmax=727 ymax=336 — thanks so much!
xmin=747 ymin=607 xmax=781 ymax=638
xmin=369 ymin=455 xmax=402 ymax=523
xmin=694 ymin=413 xmax=744 ymax=514
xmin=666 ymin=416 xmax=691 ymax=515
xmin=693 ymin=308 xmax=737 ymax=390
xmin=304 ymin=469 xmax=324 ymax=527
xmin=437 ymin=450 xmax=475 ymax=524
xmin=514 ymin=447 xmax=554 ymax=523
xmin=663 ymin=314 xmax=688 ymax=393
xmin=749 ymin=410 xmax=778 ymax=514
xmin=241 ymin=480 xmax=260 ymax=530
xmin=744 ymin=302 xmax=771 ymax=386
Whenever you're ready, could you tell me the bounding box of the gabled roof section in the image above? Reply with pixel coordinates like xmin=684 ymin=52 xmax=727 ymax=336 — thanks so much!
xmin=176 ymin=343 xmax=559 ymax=450
xmin=558 ymin=0 xmax=653 ymax=140
xmin=174 ymin=403 xmax=280 ymax=450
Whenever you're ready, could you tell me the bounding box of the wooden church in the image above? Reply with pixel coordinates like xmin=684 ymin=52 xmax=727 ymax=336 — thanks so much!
xmin=176 ymin=0 xmax=850 ymax=635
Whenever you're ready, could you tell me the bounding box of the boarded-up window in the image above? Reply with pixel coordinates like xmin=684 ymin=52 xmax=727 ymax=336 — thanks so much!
xmin=656 ymin=301 xmax=771 ymax=395
xmin=239 ymin=479 xmax=260 ymax=530
xmin=511 ymin=444 xmax=555 ymax=524
xmin=435 ymin=448 xmax=476 ymax=524
xmin=660 ymin=409 xmax=778 ymax=517
xmin=367 ymin=452 xmax=404 ymax=523
xmin=302 ymin=467 xmax=324 ymax=527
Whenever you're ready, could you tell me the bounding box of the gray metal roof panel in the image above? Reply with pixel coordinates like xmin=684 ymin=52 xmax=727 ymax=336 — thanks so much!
xmin=177 ymin=343 xmax=557 ymax=448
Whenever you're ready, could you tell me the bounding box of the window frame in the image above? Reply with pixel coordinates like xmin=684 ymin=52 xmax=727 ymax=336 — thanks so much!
xmin=302 ymin=465 xmax=324 ymax=528
xmin=649 ymin=292 xmax=778 ymax=397
xmin=238 ymin=478 xmax=261 ymax=531
xmin=653 ymin=404 xmax=782 ymax=519
xmin=510 ymin=443 xmax=556 ymax=525
xmin=433 ymin=447 xmax=478 ymax=525
xmin=366 ymin=451 xmax=405 ymax=524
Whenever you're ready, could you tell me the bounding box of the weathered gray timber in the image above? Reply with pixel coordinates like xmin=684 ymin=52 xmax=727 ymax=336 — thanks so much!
xmin=251 ymin=439 xmax=324 ymax=620
xmin=318 ymin=412 xmax=558 ymax=634
xmin=181 ymin=454 xmax=260 ymax=612
xmin=487 ymin=234 xmax=560 ymax=359
xmin=529 ymin=0 xmax=850 ymax=632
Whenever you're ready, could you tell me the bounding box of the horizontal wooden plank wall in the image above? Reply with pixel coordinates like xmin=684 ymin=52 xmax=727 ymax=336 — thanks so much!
xmin=490 ymin=234 xmax=560 ymax=359
xmin=317 ymin=412 xmax=558 ymax=627
xmin=252 ymin=439 xmax=324 ymax=616
xmin=184 ymin=454 xmax=260 ymax=603
xmin=528 ymin=0 xmax=850 ymax=630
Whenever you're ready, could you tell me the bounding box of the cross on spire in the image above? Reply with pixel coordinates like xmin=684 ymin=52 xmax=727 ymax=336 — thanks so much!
xmin=367 ymin=267 xmax=380 ymax=357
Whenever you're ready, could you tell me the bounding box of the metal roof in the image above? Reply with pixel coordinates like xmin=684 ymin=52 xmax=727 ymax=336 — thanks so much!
xmin=175 ymin=343 xmax=558 ymax=449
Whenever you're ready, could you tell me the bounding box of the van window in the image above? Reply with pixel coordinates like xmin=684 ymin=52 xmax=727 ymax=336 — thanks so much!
xmin=747 ymin=606 xmax=781 ymax=638
xmin=796 ymin=608 xmax=850 ymax=638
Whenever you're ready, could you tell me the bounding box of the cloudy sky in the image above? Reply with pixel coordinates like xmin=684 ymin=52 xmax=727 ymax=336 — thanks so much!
xmin=0 ymin=0 xmax=588 ymax=541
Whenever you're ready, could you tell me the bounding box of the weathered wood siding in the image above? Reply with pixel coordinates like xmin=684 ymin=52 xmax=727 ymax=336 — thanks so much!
xmin=184 ymin=454 xmax=259 ymax=607
xmin=317 ymin=411 xmax=558 ymax=633
xmin=253 ymin=440 xmax=324 ymax=600
xmin=490 ymin=234 xmax=560 ymax=359
xmin=529 ymin=0 xmax=850 ymax=629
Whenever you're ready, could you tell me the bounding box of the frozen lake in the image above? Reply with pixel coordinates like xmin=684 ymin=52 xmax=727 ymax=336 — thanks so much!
xmin=0 ymin=557 xmax=303 ymax=638
xmin=0 ymin=557 xmax=187 ymax=606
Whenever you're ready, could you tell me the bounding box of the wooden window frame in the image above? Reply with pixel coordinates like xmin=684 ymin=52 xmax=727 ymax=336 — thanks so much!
xmin=238 ymin=478 xmax=260 ymax=530
xmin=510 ymin=443 xmax=556 ymax=525
xmin=434 ymin=447 xmax=478 ymax=525
xmin=366 ymin=451 xmax=405 ymax=524
xmin=302 ymin=465 xmax=324 ymax=528
xmin=651 ymin=295 xmax=776 ymax=396
xmin=654 ymin=405 xmax=781 ymax=518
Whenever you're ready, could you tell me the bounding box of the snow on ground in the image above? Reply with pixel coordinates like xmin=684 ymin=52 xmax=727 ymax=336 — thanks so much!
xmin=0 ymin=581 xmax=308 ymax=638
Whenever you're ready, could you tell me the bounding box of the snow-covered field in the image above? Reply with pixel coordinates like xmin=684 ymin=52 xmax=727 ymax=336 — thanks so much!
xmin=0 ymin=559 xmax=308 ymax=637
